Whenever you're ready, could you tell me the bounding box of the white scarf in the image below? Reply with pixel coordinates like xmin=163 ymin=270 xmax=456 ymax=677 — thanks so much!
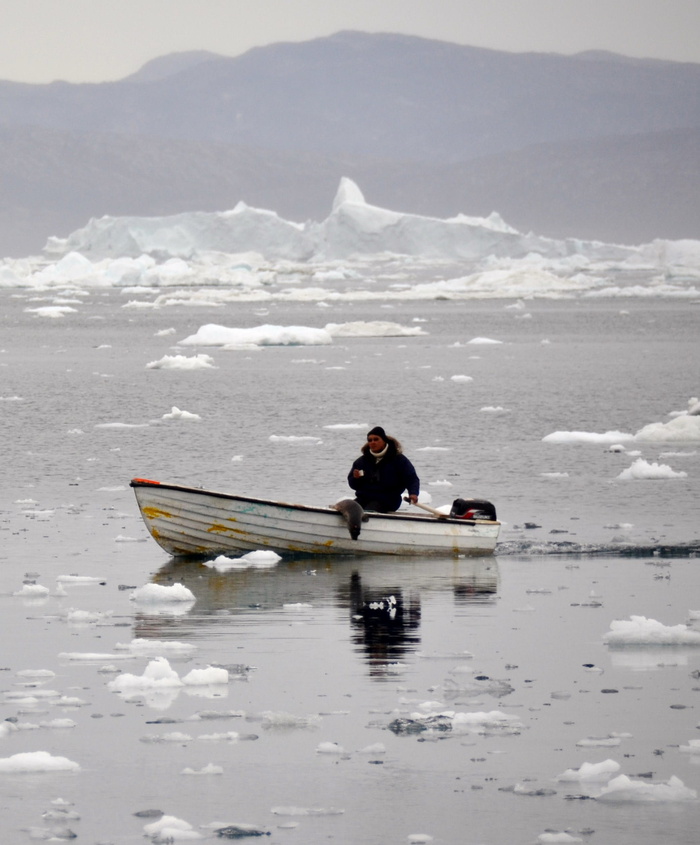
xmin=371 ymin=443 xmax=389 ymax=462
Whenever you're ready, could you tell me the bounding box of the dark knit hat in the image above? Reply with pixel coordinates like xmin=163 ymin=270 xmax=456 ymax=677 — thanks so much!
xmin=367 ymin=426 xmax=388 ymax=442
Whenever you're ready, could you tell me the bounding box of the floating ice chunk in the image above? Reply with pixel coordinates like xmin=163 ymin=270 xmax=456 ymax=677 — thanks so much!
xmin=108 ymin=657 xmax=184 ymax=691
xmin=450 ymin=374 xmax=473 ymax=382
xmin=204 ymin=549 xmax=282 ymax=572
xmin=65 ymin=608 xmax=111 ymax=624
xmin=182 ymin=666 xmax=229 ymax=686
xmin=180 ymin=763 xmax=224 ymax=775
xmin=197 ymin=731 xmax=239 ymax=742
xmin=130 ymin=583 xmax=196 ymax=603
xmin=428 ymin=479 xmax=452 ymax=487
xmin=603 ymin=615 xmax=700 ymax=646
xmin=542 ymin=430 xmax=634 ymax=445
xmin=146 ymin=353 xmax=216 ymax=370
xmin=538 ymin=834 xmax=582 ymax=844
xmin=408 ymin=835 xmax=434 ymax=844
xmin=13 ymin=583 xmax=49 ymax=597
xmin=270 ymin=806 xmax=345 ymax=816
xmin=143 ymin=814 xmax=202 ymax=841
xmin=680 ymin=739 xmax=700 ymax=754
xmin=481 ymin=406 xmax=510 ymax=413
xmin=635 ymin=414 xmax=700 ymax=442
xmin=467 ymin=337 xmax=502 ymax=344
xmin=269 ymin=434 xmax=322 ymax=444
xmin=261 ymin=711 xmax=322 ymax=729
xmin=0 ymin=751 xmax=80 ymax=772
xmin=56 ymin=574 xmax=105 ymax=584
xmin=358 ymin=743 xmax=386 ymax=754
xmin=596 ymin=774 xmax=697 ymax=802
xmin=16 ymin=668 xmax=55 ymax=679
xmin=576 ymin=736 xmax=622 ymax=747
xmin=115 ymin=638 xmax=196 ymax=656
xmin=25 ymin=305 xmax=77 ymax=318
xmin=616 ymin=457 xmax=687 ymax=480
xmin=161 ymin=406 xmax=201 ymax=421
xmin=181 ymin=323 xmax=332 ymax=348
xmin=556 ymin=759 xmax=621 ymax=782
xmin=316 ymin=741 xmax=346 ymax=754
xmin=325 ymin=320 xmax=425 ymax=337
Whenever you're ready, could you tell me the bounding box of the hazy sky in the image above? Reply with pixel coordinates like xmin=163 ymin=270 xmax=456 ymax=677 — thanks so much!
xmin=1 ymin=0 xmax=698 ymax=84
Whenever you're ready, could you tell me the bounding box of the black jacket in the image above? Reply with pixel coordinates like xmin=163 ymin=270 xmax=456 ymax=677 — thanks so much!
xmin=348 ymin=439 xmax=420 ymax=512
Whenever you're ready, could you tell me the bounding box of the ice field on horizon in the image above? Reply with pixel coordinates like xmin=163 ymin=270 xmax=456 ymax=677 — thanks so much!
xmin=1 ymin=178 xmax=700 ymax=303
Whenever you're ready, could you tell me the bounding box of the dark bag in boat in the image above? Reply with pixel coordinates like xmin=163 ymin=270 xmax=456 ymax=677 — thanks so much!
xmin=449 ymin=498 xmax=497 ymax=521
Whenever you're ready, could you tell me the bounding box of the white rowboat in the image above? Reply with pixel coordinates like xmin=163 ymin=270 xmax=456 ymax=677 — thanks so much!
xmin=130 ymin=478 xmax=500 ymax=558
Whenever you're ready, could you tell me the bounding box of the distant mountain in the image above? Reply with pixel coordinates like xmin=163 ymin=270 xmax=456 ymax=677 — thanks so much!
xmin=1 ymin=31 xmax=698 ymax=256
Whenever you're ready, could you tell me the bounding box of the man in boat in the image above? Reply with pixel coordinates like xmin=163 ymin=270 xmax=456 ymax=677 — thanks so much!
xmin=348 ymin=426 xmax=420 ymax=513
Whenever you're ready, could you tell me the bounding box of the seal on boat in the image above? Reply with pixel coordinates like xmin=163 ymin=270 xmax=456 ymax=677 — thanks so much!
xmin=330 ymin=498 xmax=369 ymax=540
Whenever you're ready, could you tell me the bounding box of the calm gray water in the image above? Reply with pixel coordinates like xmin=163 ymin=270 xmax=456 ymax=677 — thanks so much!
xmin=1 ymin=290 xmax=699 ymax=844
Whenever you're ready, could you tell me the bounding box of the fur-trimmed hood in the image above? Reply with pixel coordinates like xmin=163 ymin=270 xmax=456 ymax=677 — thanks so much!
xmin=360 ymin=435 xmax=403 ymax=458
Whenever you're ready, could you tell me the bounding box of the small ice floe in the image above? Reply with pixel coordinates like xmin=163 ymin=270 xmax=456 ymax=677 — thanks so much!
xmin=316 ymin=741 xmax=346 ymax=755
xmin=325 ymin=320 xmax=425 ymax=337
xmin=211 ymin=823 xmax=271 ymax=838
xmin=180 ymin=763 xmax=224 ymax=775
xmin=358 ymin=743 xmax=386 ymax=755
xmin=576 ymin=735 xmax=622 ymax=747
xmin=389 ymin=709 xmax=521 ymax=736
xmin=114 ymin=638 xmax=196 ymax=657
xmin=679 ymin=739 xmax=700 ymax=754
xmin=635 ymin=412 xmax=700 ymax=441
xmin=407 ymin=835 xmax=434 ymax=844
xmin=269 ymin=434 xmax=322 ymax=444
xmin=108 ymin=657 xmax=184 ymax=693
xmin=130 ymin=583 xmax=196 ymax=604
xmin=616 ymin=457 xmax=687 ymax=480
xmin=0 ymin=751 xmax=80 ymax=772
xmin=146 ymin=353 xmax=215 ymax=370
xmin=542 ymin=429 xmax=634 ymax=445
xmin=25 ymin=306 xmax=77 ymax=318
xmin=13 ymin=583 xmax=50 ymax=597
xmin=56 ymin=574 xmax=105 ymax=584
xmin=556 ymin=759 xmax=621 ymax=783
xmin=467 ymin=337 xmax=502 ymax=345
xmin=427 ymin=479 xmax=452 ymax=487
xmin=141 ymin=731 xmax=193 ymax=744
xmin=443 ymin=671 xmax=514 ymax=699
xmin=540 ymin=472 xmax=569 ymax=478
xmin=16 ymin=668 xmax=55 ymax=680
xmin=260 ymin=711 xmax=322 ymax=730
xmin=58 ymin=651 xmax=132 ymax=662
xmin=95 ymin=421 xmax=150 ymax=429
xmin=603 ymin=615 xmax=700 ymax=646
xmin=450 ymin=374 xmax=473 ymax=383
xmin=181 ymin=666 xmax=229 ymax=686
xmin=196 ymin=731 xmax=239 ymax=742
xmin=65 ymin=608 xmax=111 ymax=625
xmin=322 ymin=422 xmax=369 ymax=430
xmin=143 ymin=814 xmax=202 ymax=842
xmin=596 ymin=774 xmax=697 ymax=802
xmin=607 ymin=443 xmax=626 ymax=452
xmin=270 ymin=806 xmax=345 ymax=817
xmin=203 ymin=549 xmax=282 ymax=571
xmin=161 ymin=406 xmax=201 ymax=421
xmin=537 ymin=834 xmax=582 ymax=844
xmin=481 ymin=405 xmax=510 ymax=413
xmin=181 ymin=323 xmax=333 ymax=348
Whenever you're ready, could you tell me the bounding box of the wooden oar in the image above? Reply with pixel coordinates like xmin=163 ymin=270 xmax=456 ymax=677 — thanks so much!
xmin=404 ymin=497 xmax=449 ymax=519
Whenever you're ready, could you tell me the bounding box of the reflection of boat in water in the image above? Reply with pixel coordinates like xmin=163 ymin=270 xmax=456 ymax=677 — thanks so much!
xmin=134 ymin=555 xmax=499 ymax=655
xmin=130 ymin=478 xmax=500 ymax=557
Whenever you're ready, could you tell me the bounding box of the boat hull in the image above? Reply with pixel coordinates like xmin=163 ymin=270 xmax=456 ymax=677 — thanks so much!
xmin=130 ymin=479 xmax=500 ymax=558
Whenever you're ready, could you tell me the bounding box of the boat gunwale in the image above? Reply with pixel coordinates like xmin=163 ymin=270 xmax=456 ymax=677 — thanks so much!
xmin=129 ymin=478 xmax=500 ymax=528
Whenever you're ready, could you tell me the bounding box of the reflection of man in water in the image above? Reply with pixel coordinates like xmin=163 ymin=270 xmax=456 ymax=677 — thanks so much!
xmin=346 ymin=572 xmax=421 ymax=678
